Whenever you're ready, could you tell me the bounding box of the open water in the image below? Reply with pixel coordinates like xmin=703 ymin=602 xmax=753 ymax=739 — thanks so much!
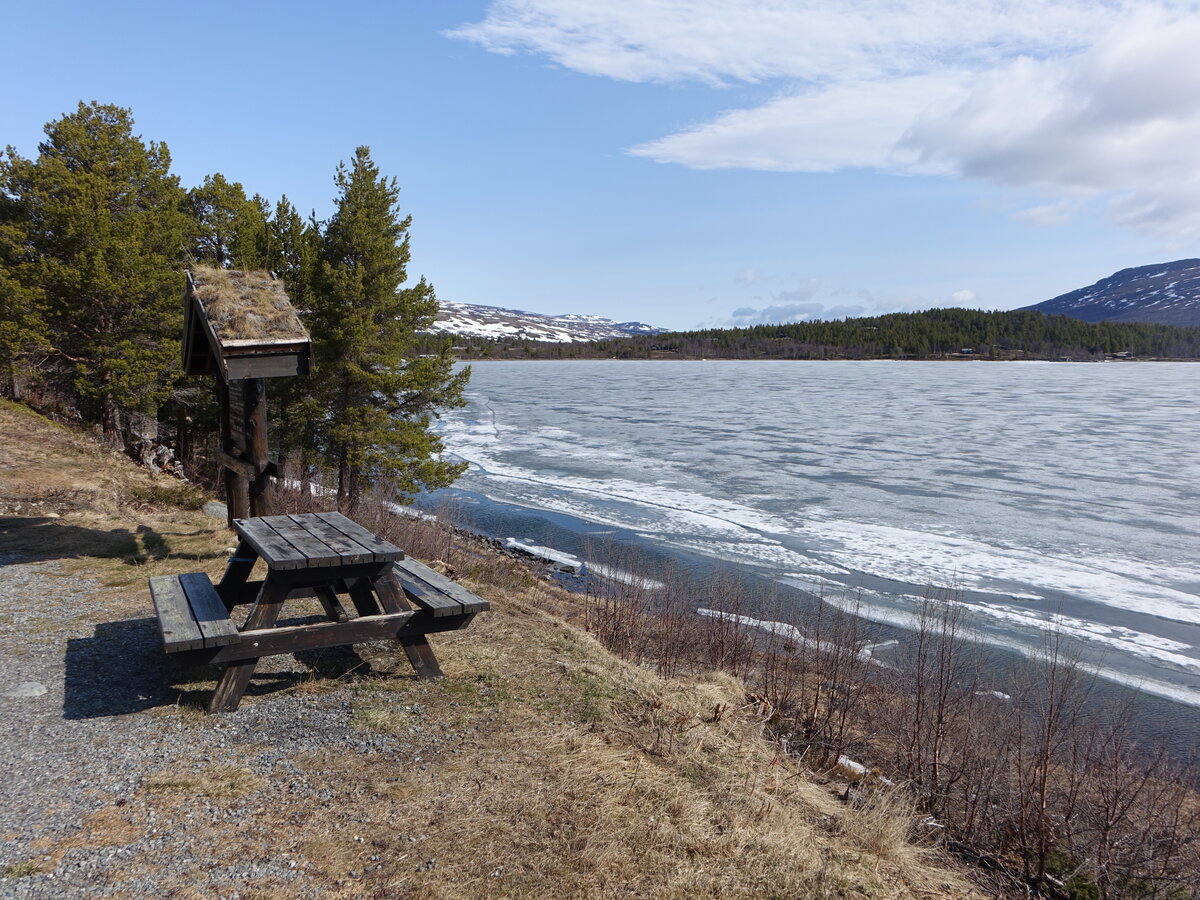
xmin=425 ymin=359 xmax=1200 ymax=710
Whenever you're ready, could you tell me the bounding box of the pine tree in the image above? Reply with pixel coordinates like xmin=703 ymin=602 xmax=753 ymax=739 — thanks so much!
xmin=1 ymin=102 xmax=188 ymax=438
xmin=267 ymin=195 xmax=322 ymax=477
xmin=0 ymin=159 xmax=50 ymax=397
xmin=301 ymin=146 xmax=468 ymax=511
xmin=185 ymin=173 xmax=269 ymax=270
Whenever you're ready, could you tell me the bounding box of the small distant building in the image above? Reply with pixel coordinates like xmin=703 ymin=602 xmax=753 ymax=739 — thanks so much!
xmin=1108 ymin=350 xmax=1133 ymax=360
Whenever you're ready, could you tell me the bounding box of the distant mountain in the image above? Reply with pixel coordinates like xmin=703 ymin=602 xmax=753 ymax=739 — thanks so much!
xmin=427 ymin=301 xmax=665 ymax=343
xmin=1023 ymin=259 xmax=1200 ymax=325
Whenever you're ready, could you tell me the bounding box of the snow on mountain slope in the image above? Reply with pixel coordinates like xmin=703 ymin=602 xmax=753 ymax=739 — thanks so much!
xmin=1023 ymin=259 xmax=1200 ymax=326
xmin=427 ymin=301 xmax=666 ymax=342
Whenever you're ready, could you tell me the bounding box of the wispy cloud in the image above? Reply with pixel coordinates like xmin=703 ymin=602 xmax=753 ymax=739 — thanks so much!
xmin=450 ymin=1 xmax=1200 ymax=239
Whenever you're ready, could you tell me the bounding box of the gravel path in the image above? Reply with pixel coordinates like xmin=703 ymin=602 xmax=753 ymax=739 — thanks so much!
xmin=0 ymin=547 xmax=420 ymax=898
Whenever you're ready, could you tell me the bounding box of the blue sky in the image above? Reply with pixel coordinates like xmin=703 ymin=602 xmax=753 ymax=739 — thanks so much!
xmin=5 ymin=0 xmax=1199 ymax=331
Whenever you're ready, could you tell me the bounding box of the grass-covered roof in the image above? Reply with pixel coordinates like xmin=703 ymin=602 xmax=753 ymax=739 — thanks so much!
xmin=188 ymin=267 xmax=308 ymax=344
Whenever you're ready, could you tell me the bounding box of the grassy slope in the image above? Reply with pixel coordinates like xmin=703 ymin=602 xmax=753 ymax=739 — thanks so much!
xmin=0 ymin=399 xmax=981 ymax=899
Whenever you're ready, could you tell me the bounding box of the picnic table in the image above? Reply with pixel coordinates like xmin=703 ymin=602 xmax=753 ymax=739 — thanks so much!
xmin=149 ymin=512 xmax=489 ymax=713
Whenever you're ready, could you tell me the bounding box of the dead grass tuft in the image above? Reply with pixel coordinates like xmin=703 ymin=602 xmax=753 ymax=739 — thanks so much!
xmin=143 ymin=764 xmax=263 ymax=799
xmin=189 ymin=267 xmax=308 ymax=343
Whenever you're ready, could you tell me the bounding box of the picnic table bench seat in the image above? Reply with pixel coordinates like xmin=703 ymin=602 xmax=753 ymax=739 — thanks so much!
xmin=392 ymin=557 xmax=491 ymax=618
xmin=150 ymin=572 xmax=238 ymax=652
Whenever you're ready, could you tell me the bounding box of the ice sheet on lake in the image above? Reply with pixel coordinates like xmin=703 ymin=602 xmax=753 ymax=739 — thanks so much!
xmin=437 ymin=360 xmax=1200 ymax=706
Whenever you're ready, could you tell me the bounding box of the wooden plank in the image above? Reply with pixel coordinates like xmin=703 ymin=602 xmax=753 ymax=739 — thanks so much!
xmin=225 ymin=353 xmax=305 ymax=381
xmin=233 ymin=517 xmax=307 ymax=569
xmin=400 ymin=637 xmax=444 ymax=680
xmin=192 ymin=291 xmax=231 ymax=383
xmin=205 ymin=611 xmax=417 ymax=663
xmin=347 ymin=577 xmax=384 ymax=617
xmin=149 ymin=575 xmax=204 ymax=652
xmin=190 ymin=612 xmax=477 ymax=665
xmin=314 ymin=512 xmax=404 ymax=562
xmin=179 ymin=572 xmax=239 ymax=648
xmin=227 ymin=381 xmax=246 ymax=451
xmin=257 ymin=515 xmax=342 ymax=567
xmin=215 ymin=448 xmax=255 ymax=478
xmin=371 ymin=572 xmax=411 ymax=615
xmin=264 ymin=560 xmax=390 ymax=586
xmin=217 ymin=540 xmax=258 ymax=609
xmin=221 ymin=338 xmax=310 ymax=349
xmin=393 ymin=558 xmax=491 ymax=616
xmin=208 ymin=579 xmax=289 ymax=713
xmin=289 ymin=514 xmax=374 ymax=565
xmin=315 ymin=585 xmax=349 ymax=623
xmin=392 ymin=570 xmax=463 ymax=617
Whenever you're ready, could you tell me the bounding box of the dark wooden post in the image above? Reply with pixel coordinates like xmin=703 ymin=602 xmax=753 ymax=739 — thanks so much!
xmin=243 ymin=377 xmax=272 ymax=517
xmin=217 ymin=381 xmax=249 ymax=526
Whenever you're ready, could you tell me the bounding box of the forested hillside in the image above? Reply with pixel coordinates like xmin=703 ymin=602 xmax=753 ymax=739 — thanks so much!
xmin=438 ymin=307 xmax=1200 ymax=361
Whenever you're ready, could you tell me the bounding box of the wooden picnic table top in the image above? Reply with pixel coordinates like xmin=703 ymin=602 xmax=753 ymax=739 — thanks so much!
xmin=231 ymin=512 xmax=404 ymax=571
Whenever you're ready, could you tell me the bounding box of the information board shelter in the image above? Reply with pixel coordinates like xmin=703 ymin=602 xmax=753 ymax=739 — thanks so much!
xmin=182 ymin=268 xmax=311 ymax=523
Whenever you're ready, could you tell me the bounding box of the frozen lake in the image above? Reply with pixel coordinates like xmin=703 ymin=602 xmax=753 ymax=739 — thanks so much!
xmin=429 ymin=359 xmax=1200 ymax=708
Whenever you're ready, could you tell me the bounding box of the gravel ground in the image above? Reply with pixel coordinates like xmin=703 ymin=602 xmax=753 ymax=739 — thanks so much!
xmin=0 ymin=547 xmax=426 ymax=899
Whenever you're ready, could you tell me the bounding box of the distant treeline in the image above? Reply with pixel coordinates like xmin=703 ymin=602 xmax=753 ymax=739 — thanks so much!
xmin=430 ymin=308 xmax=1200 ymax=361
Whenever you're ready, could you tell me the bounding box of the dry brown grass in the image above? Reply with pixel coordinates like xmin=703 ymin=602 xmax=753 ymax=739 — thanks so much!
xmin=189 ymin=266 xmax=308 ymax=343
xmin=0 ymin=400 xmax=982 ymax=899
xmin=143 ymin=765 xmax=263 ymax=799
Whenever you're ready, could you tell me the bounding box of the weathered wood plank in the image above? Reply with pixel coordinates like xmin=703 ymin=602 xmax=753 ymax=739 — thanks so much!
xmin=215 ymin=448 xmax=255 ymax=478
xmin=393 ymin=558 xmax=491 ymax=616
xmin=289 ymin=515 xmax=374 ymax=565
xmin=314 ymin=512 xmax=403 ymax=562
xmin=257 ymin=515 xmax=342 ymax=567
xmin=233 ymin=517 xmax=307 ymax=569
xmin=371 ymin=572 xmax=411 ymax=615
xmin=150 ymin=575 xmax=204 ymax=652
xmin=179 ymin=572 xmax=239 ymax=648
xmin=347 ymin=577 xmax=384 ymax=617
xmin=217 ymin=539 xmax=258 ymax=609
xmin=315 ymin=585 xmax=349 ymax=623
xmin=205 ymin=611 xmax=417 ymax=663
xmin=400 ymin=637 xmax=444 ymax=680
xmin=392 ymin=571 xmax=463 ymax=617
xmin=225 ymin=353 xmax=307 ymax=381
xmin=208 ymin=579 xmax=289 ymax=713
xmin=260 ymin=560 xmax=390 ymax=587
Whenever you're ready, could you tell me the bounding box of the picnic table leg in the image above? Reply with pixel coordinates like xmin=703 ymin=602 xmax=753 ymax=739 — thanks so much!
xmin=216 ymin=541 xmax=258 ymax=611
xmin=209 ymin=579 xmax=289 ymax=713
xmin=373 ymin=570 xmax=444 ymax=680
xmin=315 ymin=585 xmax=349 ymax=623
xmin=346 ymin=577 xmax=384 ymax=617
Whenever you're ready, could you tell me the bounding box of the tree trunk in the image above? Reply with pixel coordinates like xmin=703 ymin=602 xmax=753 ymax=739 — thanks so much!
xmin=101 ymin=392 xmax=120 ymax=443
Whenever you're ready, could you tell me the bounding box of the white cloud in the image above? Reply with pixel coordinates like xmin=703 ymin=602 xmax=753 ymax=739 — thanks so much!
xmin=951 ymin=289 xmax=977 ymax=304
xmin=632 ymin=74 xmax=968 ymax=172
xmin=451 ymin=1 xmax=1200 ymax=239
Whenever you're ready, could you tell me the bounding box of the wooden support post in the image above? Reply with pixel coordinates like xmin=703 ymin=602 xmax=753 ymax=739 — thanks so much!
xmin=208 ymin=579 xmax=289 ymax=713
xmin=217 ymin=381 xmax=248 ymax=527
xmin=243 ymin=377 xmax=272 ymax=517
xmin=374 ymin=571 xmax=444 ymax=680
xmin=315 ymin=585 xmax=349 ymax=623
xmin=346 ymin=577 xmax=384 ymax=617
xmin=216 ymin=540 xmax=257 ymax=610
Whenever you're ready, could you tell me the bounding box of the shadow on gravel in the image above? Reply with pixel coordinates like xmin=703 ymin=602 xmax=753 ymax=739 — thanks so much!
xmin=0 ymin=516 xmax=226 ymax=567
xmin=64 ymin=620 xmax=384 ymax=717
xmin=63 ymin=618 xmax=172 ymax=718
